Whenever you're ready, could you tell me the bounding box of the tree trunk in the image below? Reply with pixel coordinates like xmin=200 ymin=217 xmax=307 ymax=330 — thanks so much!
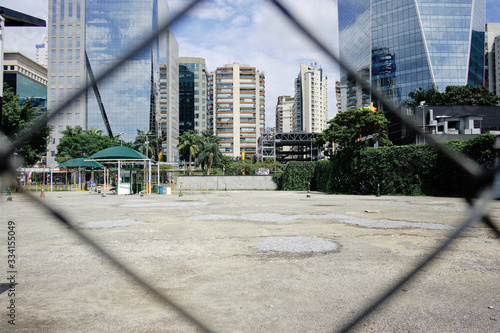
xmin=188 ymin=155 xmax=192 ymax=176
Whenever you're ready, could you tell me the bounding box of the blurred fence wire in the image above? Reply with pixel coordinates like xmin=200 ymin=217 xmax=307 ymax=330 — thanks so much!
xmin=1 ymin=0 xmax=499 ymax=332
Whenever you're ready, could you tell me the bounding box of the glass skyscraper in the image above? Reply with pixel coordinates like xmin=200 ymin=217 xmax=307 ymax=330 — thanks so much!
xmin=339 ymin=0 xmax=486 ymax=111
xmin=47 ymin=0 xmax=170 ymax=167
xmin=178 ymin=57 xmax=208 ymax=135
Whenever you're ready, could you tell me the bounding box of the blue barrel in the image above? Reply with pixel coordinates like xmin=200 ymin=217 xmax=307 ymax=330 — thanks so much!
xmin=158 ymin=186 xmax=164 ymax=194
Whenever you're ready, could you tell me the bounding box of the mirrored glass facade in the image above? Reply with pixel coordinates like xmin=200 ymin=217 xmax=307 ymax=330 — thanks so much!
xmin=47 ymin=0 xmax=169 ymax=167
xmin=339 ymin=0 xmax=486 ymax=111
xmin=85 ymin=0 xmax=167 ymax=143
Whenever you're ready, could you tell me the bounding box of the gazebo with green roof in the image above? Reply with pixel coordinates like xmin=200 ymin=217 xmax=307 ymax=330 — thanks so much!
xmin=54 ymin=158 xmax=105 ymax=191
xmin=88 ymin=146 xmax=151 ymax=195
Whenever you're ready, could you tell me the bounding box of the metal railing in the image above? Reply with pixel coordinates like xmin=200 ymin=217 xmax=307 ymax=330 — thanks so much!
xmin=1 ymin=1 xmax=499 ymax=332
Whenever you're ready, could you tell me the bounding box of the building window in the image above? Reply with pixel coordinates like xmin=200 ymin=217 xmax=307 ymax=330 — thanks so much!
xmin=67 ymin=113 xmax=72 ymax=119
xmin=68 ymin=37 xmax=72 ymax=47
xmin=51 ymin=151 xmax=55 ymax=157
xmin=59 ymin=112 xmax=64 ymax=119
xmin=52 ymin=0 xmax=57 ymax=23
xmin=75 ymin=113 xmax=80 ymax=119
xmin=68 ymin=1 xmax=73 ymax=22
xmin=52 ymin=25 xmax=57 ymax=35
xmin=58 ymin=125 xmax=63 ymax=132
xmin=76 ymin=0 xmax=81 ymax=22
xmin=60 ymin=0 xmax=64 ymax=21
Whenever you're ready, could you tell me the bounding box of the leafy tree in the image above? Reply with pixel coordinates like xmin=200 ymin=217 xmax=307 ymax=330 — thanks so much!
xmin=316 ymin=107 xmax=392 ymax=154
xmin=404 ymin=84 xmax=500 ymax=107
xmin=1 ymin=85 xmax=51 ymax=166
xmin=55 ymin=126 xmax=120 ymax=163
xmin=197 ymin=130 xmax=223 ymax=175
xmin=404 ymin=84 xmax=442 ymax=108
xmin=177 ymin=130 xmax=200 ymax=175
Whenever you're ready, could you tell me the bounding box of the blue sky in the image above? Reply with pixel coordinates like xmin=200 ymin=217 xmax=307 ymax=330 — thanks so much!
xmin=2 ymin=0 xmax=500 ymax=126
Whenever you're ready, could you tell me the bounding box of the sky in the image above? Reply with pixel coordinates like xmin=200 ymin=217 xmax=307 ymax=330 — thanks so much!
xmin=2 ymin=0 xmax=500 ymax=128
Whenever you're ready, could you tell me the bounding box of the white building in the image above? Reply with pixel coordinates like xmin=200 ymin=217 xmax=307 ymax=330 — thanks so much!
xmin=293 ymin=63 xmax=328 ymax=133
xmin=275 ymin=95 xmax=294 ymax=133
xmin=159 ymin=31 xmax=179 ymax=162
xmin=211 ymin=62 xmax=265 ymax=157
xmin=35 ymin=34 xmax=48 ymax=68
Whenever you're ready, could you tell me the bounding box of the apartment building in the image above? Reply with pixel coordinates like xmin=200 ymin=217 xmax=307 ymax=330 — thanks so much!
xmin=211 ymin=62 xmax=265 ymax=157
xmin=293 ymin=63 xmax=328 ymax=133
xmin=275 ymin=95 xmax=294 ymax=133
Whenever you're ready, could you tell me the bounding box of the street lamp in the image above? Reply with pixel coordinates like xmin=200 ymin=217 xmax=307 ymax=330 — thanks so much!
xmin=418 ymin=101 xmax=426 ymax=144
xmin=117 ymin=132 xmax=126 ymax=145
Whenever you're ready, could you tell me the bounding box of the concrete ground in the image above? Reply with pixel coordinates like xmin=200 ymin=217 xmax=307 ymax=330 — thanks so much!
xmin=0 ymin=190 xmax=499 ymax=332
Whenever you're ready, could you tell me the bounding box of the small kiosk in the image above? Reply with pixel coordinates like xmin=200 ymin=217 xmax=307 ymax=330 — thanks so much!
xmin=88 ymin=146 xmax=151 ymax=195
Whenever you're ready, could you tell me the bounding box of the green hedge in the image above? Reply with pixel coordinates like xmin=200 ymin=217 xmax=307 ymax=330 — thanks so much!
xmin=275 ymin=134 xmax=499 ymax=197
xmin=279 ymin=161 xmax=318 ymax=191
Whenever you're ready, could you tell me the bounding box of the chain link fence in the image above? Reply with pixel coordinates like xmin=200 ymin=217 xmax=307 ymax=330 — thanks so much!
xmin=1 ymin=0 xmax=499 ymax=331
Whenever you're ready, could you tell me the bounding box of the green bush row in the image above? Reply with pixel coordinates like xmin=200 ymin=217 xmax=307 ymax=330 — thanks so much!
xmin=275 ymin=134 xmax=499 ymax=197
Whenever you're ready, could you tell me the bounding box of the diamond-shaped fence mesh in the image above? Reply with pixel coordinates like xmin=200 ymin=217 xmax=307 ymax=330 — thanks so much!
xmin=1 ymin=0 xmax=499 ymax=332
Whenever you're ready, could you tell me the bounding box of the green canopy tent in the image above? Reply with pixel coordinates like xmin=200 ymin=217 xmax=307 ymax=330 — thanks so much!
xmin=53 ymin=158 xmax=105 ymax=191
xmin=88 ymin=146 xmax=151 ymax=195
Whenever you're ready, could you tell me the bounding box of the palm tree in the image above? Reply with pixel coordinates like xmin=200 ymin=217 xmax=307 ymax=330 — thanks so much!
xmin=85 ymin=127 xmax=104 ymax=136
xmin=60 ymin=125 xmax=84 ymax=137
xmin=132 ymin=130 xmax=155 ymax=158
xmin=177 ymin=130 xmax=200 ymax=175
xmin=198 ymin=131 xmax=223 ymax=175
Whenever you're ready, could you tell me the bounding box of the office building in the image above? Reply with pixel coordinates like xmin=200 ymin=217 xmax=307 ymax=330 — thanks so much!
xmin=178 ymin=57 xmax=208 ymax=135
xmin=3 ymin=52 xmax=47 ymax=117
xmin=293 ymin=63 xmax=328 ymax=133
xmin=211 ymin=62 xmax=265 ymax=157
xmin=46 ymin=0 xmax=173 ymax=167
xmin=338 ymin=0 xmax=486 ymax=111
xmin=158 ymin=31 xmax=179 ymax=162
xmin=275 ymin=95 xmax=294 ymax=133
xmin=36 ymin=34 xmax=49 ymax=68
xmin=486 ymin=23 xmax=500 ymax=102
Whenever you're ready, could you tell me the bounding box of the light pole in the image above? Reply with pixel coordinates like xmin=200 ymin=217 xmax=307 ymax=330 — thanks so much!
xmin=418 ymin=101 xmax=426 ymax=144
xmin=117 ymin=132 xmax=126 ymax=145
